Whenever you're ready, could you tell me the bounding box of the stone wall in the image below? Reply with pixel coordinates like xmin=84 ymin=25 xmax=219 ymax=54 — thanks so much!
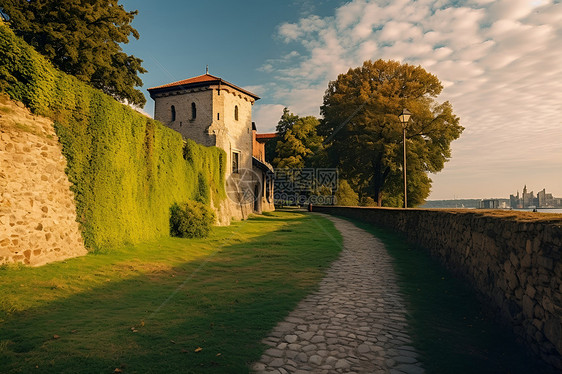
xmin=154 ymin=88 xmax=215 ymax=147
xmin=312 ymin=206 xmax=562 ymax=369
xmin=0 ymin=97 xmax=87 ymax=266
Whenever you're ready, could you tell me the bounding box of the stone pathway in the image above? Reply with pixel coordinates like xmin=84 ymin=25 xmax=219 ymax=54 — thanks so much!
xmin=251 ymin=215 xmax=424 ymax=374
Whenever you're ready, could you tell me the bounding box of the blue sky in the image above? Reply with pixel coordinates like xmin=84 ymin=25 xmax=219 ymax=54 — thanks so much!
xmin=121 ymin=0 xmax=562 ymax=200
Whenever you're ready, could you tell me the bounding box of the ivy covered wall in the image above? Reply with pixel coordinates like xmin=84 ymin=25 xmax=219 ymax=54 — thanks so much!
xmin=0 ymin=22 xmax=225 ymax=250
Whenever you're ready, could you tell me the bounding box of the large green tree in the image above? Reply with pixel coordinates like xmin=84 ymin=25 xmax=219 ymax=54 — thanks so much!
xmin=1 ymin=0 xmax=146 ymax=106
xmin=272 ymin=109 xmax=325 ymax=169
xmin=276 ymin=107 xmax=299 ymax=137
xmin=319 ymin=59 xmax=463 ymax=207
xmin=262 ymin=107 xmax=299 ymax=163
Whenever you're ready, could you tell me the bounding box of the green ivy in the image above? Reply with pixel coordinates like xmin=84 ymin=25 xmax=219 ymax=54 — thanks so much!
xmin=0 ymin=22 xmax=226 ymax=250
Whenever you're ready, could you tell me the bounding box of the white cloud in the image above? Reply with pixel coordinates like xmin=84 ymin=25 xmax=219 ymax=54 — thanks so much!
xmin=242 ymin=84 xmax=266 ymax=97
xmin=252 ymin=104 xmax=286 ymax=133
xmin=284 ymin=50 xmax=300 ymax=59
xmin=261 ymin=0 xmax=562 ymax=199
xmin=487 ymin=0 xmax=545 ymax=22
xmin=278 ymin=23 xmax=302 ymax=42
xmin=127 ymin=102 xmax=152 ymax=118
xmin=378 ymin=21 xmax=421 ymax=42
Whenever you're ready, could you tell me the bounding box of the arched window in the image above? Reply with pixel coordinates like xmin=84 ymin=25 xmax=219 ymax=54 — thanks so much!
xmin=191 ymin=102 xmax=197 ymax=120
xmin=171 ymin=105 xmax=176 ymax=121
xmin=234 ymin=105 xmax=239 ymax=121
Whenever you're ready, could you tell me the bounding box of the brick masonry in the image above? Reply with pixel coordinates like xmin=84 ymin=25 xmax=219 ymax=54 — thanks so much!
xmin=312 ymin=206 xmax=562 ymax=369
xmin=0 ymin=98 xmax=87 ymax=266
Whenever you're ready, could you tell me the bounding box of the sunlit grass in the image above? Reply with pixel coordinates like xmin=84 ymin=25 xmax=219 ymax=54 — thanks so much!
xmin=0 ymin=211 xmax=342 ymax=373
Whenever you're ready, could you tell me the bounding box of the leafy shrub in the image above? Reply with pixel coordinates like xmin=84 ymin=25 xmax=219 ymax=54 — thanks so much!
xmin=0 ymin=23 xmax=226 ymax=249
xmin=360 ymin=196 xmax=378 ymax=207
xmin=335 ymin=179 xmax=359 ymax=206
xmin=170 ymin=201 xmax=215 ymax=238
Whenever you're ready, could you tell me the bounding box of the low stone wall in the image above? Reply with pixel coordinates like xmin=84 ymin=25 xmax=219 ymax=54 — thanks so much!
xmin=312 ymin=206 xmax=562 ymax=369
xmin=0 ymin=98 xmax=87 ymax=266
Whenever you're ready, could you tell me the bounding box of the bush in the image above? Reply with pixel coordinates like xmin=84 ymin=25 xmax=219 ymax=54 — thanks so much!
xmin=360 ymin=196 xmax=378 ymax=207
xmin=335 ymin=179 xmax=359 ymax=206
xmin=170 ymin=201 xmax=215 ymax=238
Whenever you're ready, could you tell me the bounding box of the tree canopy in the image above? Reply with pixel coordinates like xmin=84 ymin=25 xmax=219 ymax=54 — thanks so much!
xmin=272 ymin=108 xmax=325 ymax=169
xmin=335 ymin=179 xmax=359 ymax=206
xmin=319 ymin=59 xmax=463 ymax=207
xmin=1 ymin=0 xmax=147 ymax=106
xmin=275 ymin=107 xmax=299 ymax=137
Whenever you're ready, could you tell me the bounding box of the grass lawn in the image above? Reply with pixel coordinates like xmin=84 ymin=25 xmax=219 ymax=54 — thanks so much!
xmin=348 ymin=219 xmax=556 ymax=374
xmin=0 ymin=211 xmax=342 ymax=374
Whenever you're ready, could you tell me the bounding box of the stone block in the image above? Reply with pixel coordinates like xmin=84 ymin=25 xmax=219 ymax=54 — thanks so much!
xmin=506 ymin=271 xmax=519 ymax=290
xmin=509 ymin=252 xmax=519 ymax=268
xmin=538 ymin=274 xmax=550 ymax=285
xmin=526 ymin=285 xmax=536 ymax=299
xmin=503 ymin=260 xmax=512 ymax=274
xmin=520 ymin=253 xmax=531 ymax=268
xmin=525 ymin=239 xmax=532 ymax=254
xmin=537 ymin=256 xmax=554 ymax=271
xmin=542 ymin=297 xmax=555 ymax=314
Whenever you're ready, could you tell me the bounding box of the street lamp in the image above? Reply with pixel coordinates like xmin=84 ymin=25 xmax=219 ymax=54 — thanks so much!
xmin=399 ymin=108 xmax=412 ymax=208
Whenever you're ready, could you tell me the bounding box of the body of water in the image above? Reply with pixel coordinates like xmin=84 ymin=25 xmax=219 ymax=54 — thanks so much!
xmin=424 ymin=207 xmax=562 ymax=213
xmin=512 ymin=208 xmax=562 ymax=214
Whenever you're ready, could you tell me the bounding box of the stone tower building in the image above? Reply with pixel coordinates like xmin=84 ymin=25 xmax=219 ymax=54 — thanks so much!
xmin=148 ymin=73 xmax=274 ymax=221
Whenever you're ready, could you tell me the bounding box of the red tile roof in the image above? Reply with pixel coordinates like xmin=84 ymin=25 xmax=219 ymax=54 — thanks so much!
xmin=148 ymin=73 xmax=221 ymax=90
xmin=148 ymin=73 xmax=260 ymax=100
xmin=256 ymin=132 xmax=278 ymax=141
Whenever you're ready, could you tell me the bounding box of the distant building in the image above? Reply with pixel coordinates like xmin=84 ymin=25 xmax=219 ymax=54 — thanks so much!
xmin=510 ymin=185 xmax=561 ymax=208
xmin=480 ymin=199 xmax=501 ymax=209
xmin=148 ymin=73 xmax=274 ymax=221
xmin=537 ymin=188 xmax=557 ymax=208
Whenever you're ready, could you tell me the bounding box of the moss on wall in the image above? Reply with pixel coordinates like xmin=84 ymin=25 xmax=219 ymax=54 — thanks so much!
xmin=0 ymin=22 xmax=225 ymax=249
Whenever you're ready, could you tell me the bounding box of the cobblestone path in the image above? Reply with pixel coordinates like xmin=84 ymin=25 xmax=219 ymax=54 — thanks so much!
xmin=252 ymin=215 xmax=424 ymax=374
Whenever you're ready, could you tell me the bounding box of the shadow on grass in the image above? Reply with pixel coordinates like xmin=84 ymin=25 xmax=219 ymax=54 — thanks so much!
xmin=343 ymin=217 xmax=556 ymax=374
xmin=0 ymin=211 xmax=342 ymax=374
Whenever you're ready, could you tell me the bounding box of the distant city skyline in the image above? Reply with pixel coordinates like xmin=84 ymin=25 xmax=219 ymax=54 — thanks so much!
xmin=121 ymin=0 xmax=562 ymax=200
xmin=427 ymin=184 xmax=562 ymax=201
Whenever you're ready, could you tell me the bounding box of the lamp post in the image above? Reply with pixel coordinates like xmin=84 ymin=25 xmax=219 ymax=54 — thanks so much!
xmin=399 ymin=108 xmax=412 ymax=208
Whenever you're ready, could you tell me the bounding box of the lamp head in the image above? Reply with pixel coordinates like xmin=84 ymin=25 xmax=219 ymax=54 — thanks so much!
xmin=399 ymin=108 xmax=412 ymax=125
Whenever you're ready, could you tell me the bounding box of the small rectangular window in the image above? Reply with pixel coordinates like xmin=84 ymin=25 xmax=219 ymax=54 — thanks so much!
xmin=217 ymin=113 xmax=220 ymax=120
xmin=232 ymin=152 xmax=239 ymax=174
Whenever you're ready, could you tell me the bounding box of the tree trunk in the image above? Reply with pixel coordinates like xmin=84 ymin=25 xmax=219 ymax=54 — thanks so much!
xmin=371 ymin=155 xmax=389 ymax=207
